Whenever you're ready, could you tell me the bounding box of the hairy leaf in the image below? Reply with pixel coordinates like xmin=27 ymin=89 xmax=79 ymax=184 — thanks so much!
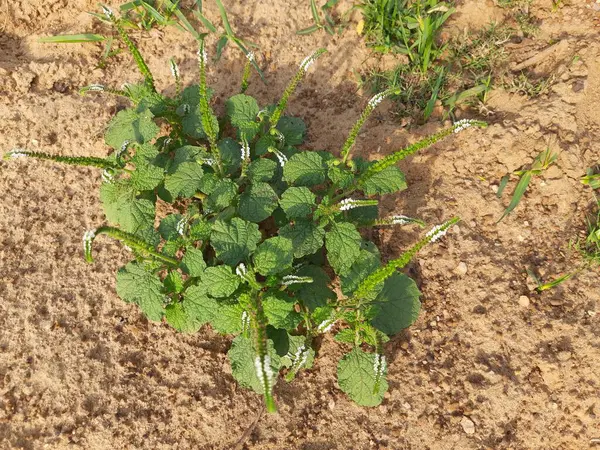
xmin=371 ymin=273 xmax=421 ymax=335
xmin=226 ymin=94 xmax=260 ymax=139
xmin=361 ymin=166 xmax=407 ymax=196
xmin=158 ymin=214 xmax=183 ymax=241
xmin=211 ymin=218 xmax=261 ymax=265
xmin=276 ymin=116 xmax=306 ymax=145
xmin=247 ymin=158 xmax=277 ymax=182
xmin=262 ymin=291 xmax=302 ymax=329
xmin=283 ymin=152 xmax=326 ymax=186
xmin=326 ymin=222 xmax=362 ymax=276
xmin=279 ymin=187 xmax=316 ymax=219
xmin=238 ymin=182 xmax=279 ymax=223
xmin=181 ymin=246 xmax=206 ymax=277
xmin=206 ymin=178 xmax=238 ymax=211
xmin=201 ymin=265 xmax=240 ymax=298
xmin=164 ymin=161 xmax=204 ymax=198
xmin=105 ymin=106 xmax=159 ymax=150
xmin=254 ymin=236 xmax=294 ymax=276
xmin=289 ymin=265 xmax=335 ymax=311
xmin=165 ymin=302 xmax=202 ymax=333
xmin=279 ymin=220 xmax=325 ymax=259
xmin=100 ymin=181 xmax=155 ymax=234
xmin=116 ymin=262 xmax=164 ymax=321
xmin=337 ymin=347 xmax=388 ymax=407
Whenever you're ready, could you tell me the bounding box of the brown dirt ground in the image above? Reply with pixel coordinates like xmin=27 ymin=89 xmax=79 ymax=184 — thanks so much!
xmin=1 ymin=0 xmax=600 ymax=449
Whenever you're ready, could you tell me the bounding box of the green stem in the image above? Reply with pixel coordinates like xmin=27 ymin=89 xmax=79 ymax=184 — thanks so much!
xmin=3 ymin=149 xmax=116 ymax=169
xmin=84 ymin=225 xmax=178 ymax=267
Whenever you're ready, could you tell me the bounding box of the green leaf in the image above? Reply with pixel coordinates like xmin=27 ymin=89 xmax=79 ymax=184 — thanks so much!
xmin=210 ymin=218 xmax=262 ymax=265
xmin=361 ymin=166 xmax=407 ymax=196
xmin=158 ymin=214 xmax=183 ymax=241
xmin=326 ymin=222 xmax=362 ymax=276
xmin=105 ymin=106 xmax=160 ymax=150
xmin=164 ymin=271 xmax=184 ymax=294
xmin=279 ymin=220 xmax=325 ymax=259
xmin=164 ymin=162 xmax=204 ymax=198
xmin=206 ymin=178 xmax=238 ymax=211
xmin=276 ymin=116 xmax=306 ymax=146
xmin=262 ymin=291 xmax=302 ymax=329
xmin=201 ymin=265 xmax=240 ymax=298
xmin=189 ymin=218 xmax=212 ymax=240
xmin=334 ymin=329 xmax=356 ymax=343
xmin=165 ymin=302 xmax=202 ymax=333
xmin=337 ymin=348 xmax=388 ymax=407
xmin=116 ymin=262 xmax=164 ymax=321
xmin=181 ymin=246 xmax=206 ymax=277
xmin=226 ymin=94 xmax=260 ymax=139
xmin=130 ymin=157 xmax=164 ymax=191
xmin=238 ymin=182 xmax=279 ymax=223
xmin=254 ymin=236 xmax=294 ymax=276
xmin=228 ymin=335 xmax=281 ymax=394
xmin=39 ymin=33 xmax=106 ymax=43
xmin=288 ymin=265 xmax=334 ymax=311
xmin=100 ymin=181 xmax=155 ymax=234
xmin=328 ymin=164 xmax=354 ymax=189
xmin=283 ymin=152 xmax=326 ymax=186
xmin=247 ymin=158 xmax=277 ymax=182
xmin=279 ymin=187 xmax=316 ymax=219
xmin=371 ymin=273 xmax=421 ymax=335
xmin=499 ymin=172 xmax=532 ymax=221
xmin=340 ymin=246 xmax=381 ymax=297
xmin=184 ymin=286 xmax=244 ymax=334
xmin=218 ymin=138 xmax=242 ymax=175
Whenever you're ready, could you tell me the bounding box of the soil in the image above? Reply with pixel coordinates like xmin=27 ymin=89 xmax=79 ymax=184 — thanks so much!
xmin=1 ymin=0 xmax=600 ymax=449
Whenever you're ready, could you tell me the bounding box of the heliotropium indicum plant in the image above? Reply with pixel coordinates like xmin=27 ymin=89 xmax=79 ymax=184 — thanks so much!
xmin=4 ymin=6 xmax=486 ymax=411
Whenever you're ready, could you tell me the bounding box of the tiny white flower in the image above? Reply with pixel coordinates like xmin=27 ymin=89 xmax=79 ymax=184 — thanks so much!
xmin=317 ymin=318 xmax=336 ymax=333
xmin=241 ymin=311 xmax=250 ymax=331
xmin=86 ymin=84 xmax=105 ymax=92
xmin=82 ymin=229 xmax=96 ymax=255
xmin=390 ymin=215 xmax=410 ymax=225
xmin=176 ymin=216 xmax=187 ymax=236
xmin=198 ymin=48 xmax=208 ymax=65
xmin=281 ymin=275 xmax=313 ymax=287
xmin=123 ymin=245 xmax=132 ymax=252
xmin=373 ymin=353 xmax=386 ymax=381
xmin=117 ymin=140 xmax=130 ymax=158
xmin=368 ymin=92 xmax=387 ymax=109
xmin=272 ymin=149 xmax=288 ymax=168
xmin=246 ymin=51 xmax=255 ymax=63
xmin=426 ymin=223 xmax=448 ymax=242
xmin=169 ymin=60 xmax=179 ymax=79
xmin=240 ymin=141 xmax=250 ymax=161
xmin=201 ymin=157 xmax=215 ymax=166
xmin=101 ymin=169 xmax=114 ymax=183
xmin=453 ymin=119 xmax=476 ymax=134
xmin=235 ymin=263 xmax=247 ymax=277
xmin=288 ymin=344 xmax=309 ymax=372
xmin=101 ymin=5 xmax=114 ymax=20
xmin=181 ymin=104 xmax=191 ymax=115
xmin=254 ymin=355 xmax=273 ymax=388
xmin=300 ymin=50 xmax=322 ymax=72
xmin=7 ymin=150 xmax=28 ymax=159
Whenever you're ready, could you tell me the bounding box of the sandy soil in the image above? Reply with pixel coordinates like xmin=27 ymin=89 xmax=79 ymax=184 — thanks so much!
xmin=1 ymin=0 xmax=600 ymax=449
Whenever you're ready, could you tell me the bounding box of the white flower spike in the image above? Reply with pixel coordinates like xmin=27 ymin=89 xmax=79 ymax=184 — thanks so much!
xmin=453 ymin=119 xmax=477 ymax=134
xmin=426 ymin=223 xmax=449 ymax=242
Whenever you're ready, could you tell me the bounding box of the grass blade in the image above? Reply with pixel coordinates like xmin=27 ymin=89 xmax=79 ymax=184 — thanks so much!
xmin=39 ymin=34 xmax=106 ymax=43
xmin=310 ymin=0 xmax=321 ymax=25
xmin=297 ymin=24 xmax=320 ymax=35
xmin=497 ymin=174 xmax=510 ymax=198
xmin=193 ymin=9 xmax=217 ymax=32
xmin=214 ymin=0 xmax=234 ymax=36
xmin=423 ymin=67 xmax=444 ymax=120
xmin=498 ymin=171 xmax=531 ymax=221
xmin=161 ymin=0 xmax=201 ymax=39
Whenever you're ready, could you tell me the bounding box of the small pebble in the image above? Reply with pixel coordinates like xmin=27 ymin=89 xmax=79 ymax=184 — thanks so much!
xmin=455 ymin=262 xmax=468 ymax=276
xmin=557 ymin=351 xmax=571 ymax=362
xmin=461 ymin=416 xmax=476 ymax=435
xmin=519 ymin=295 xmax=530 ymax=307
